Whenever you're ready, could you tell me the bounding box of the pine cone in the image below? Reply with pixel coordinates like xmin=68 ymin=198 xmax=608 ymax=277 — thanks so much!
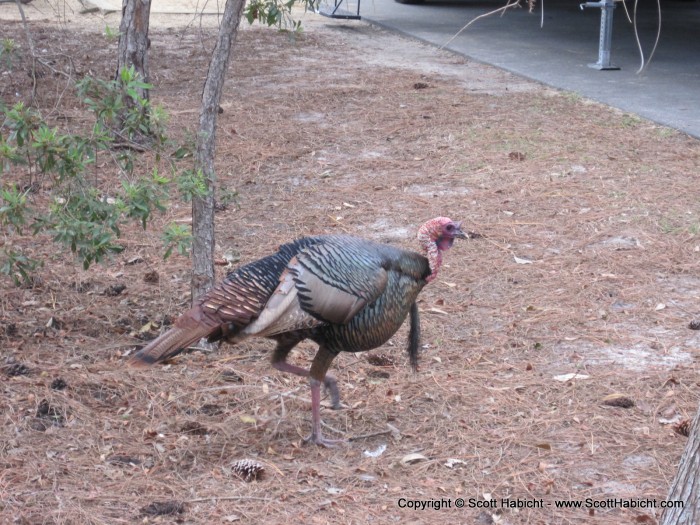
xmin=673 ymin=419 xmax=691 ymax=437
xmin=231 ymin=459 xmax=265 ymax=482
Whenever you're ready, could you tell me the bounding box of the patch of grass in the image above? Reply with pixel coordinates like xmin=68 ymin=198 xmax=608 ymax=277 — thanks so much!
xmin=620 ymin=113 xmax=643 ymax=128
xmin=561 ymin=91 xmax=583 ymax=103
xmin=657 ymin=127 xmax=676 ymax=139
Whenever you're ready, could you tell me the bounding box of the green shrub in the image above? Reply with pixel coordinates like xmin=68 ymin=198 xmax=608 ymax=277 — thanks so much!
xmin=0 ymin=68 xmax=195 ymax=284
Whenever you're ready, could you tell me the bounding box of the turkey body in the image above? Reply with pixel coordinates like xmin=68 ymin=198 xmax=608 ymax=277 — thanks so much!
xmin=299 ymin=237 xmax=429 ymax=353
xmin=129 ymin=218 xmax=464 ymax=446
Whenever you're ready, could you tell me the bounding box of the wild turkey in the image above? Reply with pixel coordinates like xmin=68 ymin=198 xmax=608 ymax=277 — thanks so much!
xmin=129 ymin=217 xmax=466 ymax=446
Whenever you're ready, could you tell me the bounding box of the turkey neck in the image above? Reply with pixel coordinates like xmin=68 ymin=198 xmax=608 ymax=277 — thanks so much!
xmin=416 ymin=229 xmax=443 ymax=283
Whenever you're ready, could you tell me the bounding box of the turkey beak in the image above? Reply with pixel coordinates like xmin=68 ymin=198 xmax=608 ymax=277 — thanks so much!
xmin=453 ymin=222 xmax=467 ymax=239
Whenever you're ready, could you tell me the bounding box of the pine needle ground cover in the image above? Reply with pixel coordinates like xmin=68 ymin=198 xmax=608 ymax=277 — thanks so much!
xmin=1 ymin=3 xmax=699 ymax=523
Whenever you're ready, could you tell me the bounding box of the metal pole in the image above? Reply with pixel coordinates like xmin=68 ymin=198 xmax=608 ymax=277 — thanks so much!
xmin=580 ymin=0 xmax=620 ymax=70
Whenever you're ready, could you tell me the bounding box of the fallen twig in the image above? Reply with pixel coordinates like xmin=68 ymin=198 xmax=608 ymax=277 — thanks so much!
xmin=349 ymin=429 xmax=393 ymax=441
xmin=187 ymin=496 xmax=273 ymax=503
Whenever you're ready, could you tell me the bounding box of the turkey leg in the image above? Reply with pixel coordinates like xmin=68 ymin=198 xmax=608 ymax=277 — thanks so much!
xmin=272 ymin=360 xmax=340 ymax=409
xmin=306 ymin=346 xmax=345 ymax=447
xmin=270 ymin=338 xmax=340 ymax=408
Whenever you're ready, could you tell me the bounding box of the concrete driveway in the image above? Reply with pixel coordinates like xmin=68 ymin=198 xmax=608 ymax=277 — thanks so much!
xmin=358 ymin=0 xmax=700 ymax=138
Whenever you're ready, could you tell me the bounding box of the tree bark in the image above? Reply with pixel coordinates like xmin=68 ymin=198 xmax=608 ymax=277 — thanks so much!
xmin=116 ymin=0 xmax=152 ymax=100
xmin=660 ymin=407 xmax=700 ymax=524
xmin=190 ymin=0 xmax=246 ymax=302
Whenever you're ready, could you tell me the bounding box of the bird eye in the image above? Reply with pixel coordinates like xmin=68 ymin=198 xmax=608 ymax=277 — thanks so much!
xmin=446 ymin=224 xmax=454 ymax=231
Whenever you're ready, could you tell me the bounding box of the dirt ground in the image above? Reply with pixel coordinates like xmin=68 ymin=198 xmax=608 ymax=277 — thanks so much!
xmin=2 ymin=1 xmax=700 ymax=524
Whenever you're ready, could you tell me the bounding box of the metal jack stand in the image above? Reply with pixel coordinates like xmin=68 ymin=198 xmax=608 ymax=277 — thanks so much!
xmin=317 ymin=0 xmax=361 ymax=20
xmin=580 ymin=0 xmax=620 ymax=70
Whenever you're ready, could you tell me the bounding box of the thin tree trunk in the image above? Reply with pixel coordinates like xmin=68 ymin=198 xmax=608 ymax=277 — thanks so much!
xmin=660 ymin=407 xmax=700 ymax=524
xmin=116 ymin=0 xmax=152 ymax=142
xmin=116 ymin=0 xmax=152 ymax=100
xmin=190 ymin=0 xmax=246 ymax=302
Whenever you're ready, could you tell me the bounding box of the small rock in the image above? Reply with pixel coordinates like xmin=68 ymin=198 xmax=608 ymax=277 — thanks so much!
xmin=104 ymin=284 xmax=127 ymax=297
xmin=180 ymin=421 xmax=208 ymax=436
xmin=71 ymin=281 xmax=93 ymax=293
xmin=140 ymin=501 xmax=184 ymax=516
xmin=107 ymin=454 xmax=142 ymax=466
xmin=220 ymin=370 xmax=244 ymax=383
xmin=602 ymin=393 xmax=635 ymax=408
xmin=28 ymin=418 xmax=48 ymax=432
xmin=366 ymin=354 xmax=395 ymax=367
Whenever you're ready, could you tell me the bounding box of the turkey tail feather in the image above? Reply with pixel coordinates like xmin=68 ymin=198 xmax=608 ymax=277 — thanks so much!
xmin=128 ymin=324 xmax=214 ymax=368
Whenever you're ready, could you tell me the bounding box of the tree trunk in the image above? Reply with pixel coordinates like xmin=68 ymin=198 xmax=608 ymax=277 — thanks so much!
xmin=190 ymin=0 xmax=246 ymax=302
xmin=660 ymin=407 xmax=700 ymax=524
xmin=116 ymin=0 xmax=152 ymax=100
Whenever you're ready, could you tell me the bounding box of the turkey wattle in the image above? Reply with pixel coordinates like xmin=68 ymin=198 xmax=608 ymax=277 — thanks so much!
xmin=128 ymin=217 xmax=466 ymax=446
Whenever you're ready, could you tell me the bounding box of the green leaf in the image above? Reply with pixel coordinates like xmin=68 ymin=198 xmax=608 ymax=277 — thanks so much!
xmin=162 ymin=223 xmax=192 ymax=259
